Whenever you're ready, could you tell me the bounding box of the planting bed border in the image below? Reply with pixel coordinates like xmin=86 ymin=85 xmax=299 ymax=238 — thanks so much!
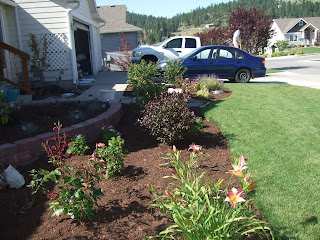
xmin=0 ymin=102 xmax=122 ymax=167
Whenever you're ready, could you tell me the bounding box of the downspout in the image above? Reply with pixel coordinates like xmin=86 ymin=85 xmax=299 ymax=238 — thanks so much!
xmin=65 ymin=0 xmax=80 ymax=85
xmin=14 ymin=6 xmax=22 ymax=50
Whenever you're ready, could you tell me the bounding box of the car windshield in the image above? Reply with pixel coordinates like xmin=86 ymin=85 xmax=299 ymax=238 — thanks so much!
xmin=155 ymin=39 xmax=170 ymax=47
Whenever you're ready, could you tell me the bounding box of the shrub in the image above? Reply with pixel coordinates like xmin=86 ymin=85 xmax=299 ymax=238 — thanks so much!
xmin=196 ymin=88 xmax=211 ymax=99
xmin=261 ymin=53 xmax=270 ymax=58
xmin=148 ymin=146 xmax=273 ymax=239
xmin=101 ymin=125 xmax=120 ymax=144
xmin=271 ymin=51 xmax=288 ymax=57
xmin=276 ymin=40 xmax=289 ymax=51
xmin=127 ymin=60 xmax=165 ymax=107
xmin=289 ymin=50 xmax=296 ymax=55
xmin=112 ymin=33 xmax=132 ymax=71
xmin=67 ymin=134 xmax=90 ymax=155
xmin=296 ymin=49 xmax=304 ymax=55
xmin=28 ymin=122 xmax=104 ymax=219
xmin=163 ymin=59 xmax=187 ymax=84
xmin=194 ymin=74 xmax=222 ymax=92
xmin=93 ymin=136 xmax=126 ymax=179
xmin=138 ymin=92 xmax=198 ymax=143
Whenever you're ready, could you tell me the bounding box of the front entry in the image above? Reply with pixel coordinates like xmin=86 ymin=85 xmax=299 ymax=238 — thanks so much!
xmin=73 ymin=20 xmax=92 ymax=77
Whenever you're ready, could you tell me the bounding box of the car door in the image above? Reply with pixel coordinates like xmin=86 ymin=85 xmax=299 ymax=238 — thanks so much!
xmin=213 ymin=47 xmax=244 ymax=78
xmin=162 ymin=38 xmax=183 ymax=59
xmin=184 ymin=47 xmax=219 ymax=76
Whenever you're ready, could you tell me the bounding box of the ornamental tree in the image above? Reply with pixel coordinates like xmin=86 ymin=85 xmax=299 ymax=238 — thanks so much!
xmin=229 ymin=6 xmax=274 ymax=54
xmin=194 ymin=27 xmax=231 ymax=46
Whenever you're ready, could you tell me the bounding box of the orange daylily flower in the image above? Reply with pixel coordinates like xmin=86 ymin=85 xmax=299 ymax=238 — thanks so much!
xmin=225 ymin=187 xmax=246 ymax=208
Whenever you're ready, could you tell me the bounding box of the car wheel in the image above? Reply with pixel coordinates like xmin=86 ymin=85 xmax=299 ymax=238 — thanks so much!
xmin=235 ymin=69 xmax=251 ymax=83
xmin=142 ymin=56 xmax=158 ymax=63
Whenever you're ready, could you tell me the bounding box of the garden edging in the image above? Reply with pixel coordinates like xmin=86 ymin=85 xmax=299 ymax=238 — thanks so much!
xmin=0 ymin=102 xmax=122 ymax=167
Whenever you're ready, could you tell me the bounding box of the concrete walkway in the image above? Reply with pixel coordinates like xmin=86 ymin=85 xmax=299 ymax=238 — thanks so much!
xmin=74 ymin=71 xmax=128 ymax=102
xmin=251 ymin=71 xmax=320 ymax=89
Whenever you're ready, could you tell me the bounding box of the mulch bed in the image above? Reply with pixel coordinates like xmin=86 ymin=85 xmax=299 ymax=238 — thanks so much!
xmin=0 ymin=89 xmax=245 ymax=240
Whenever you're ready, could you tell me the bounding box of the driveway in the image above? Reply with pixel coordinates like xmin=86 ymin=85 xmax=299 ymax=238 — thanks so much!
xmin=251 ymin=54 xmax=320 ymax=89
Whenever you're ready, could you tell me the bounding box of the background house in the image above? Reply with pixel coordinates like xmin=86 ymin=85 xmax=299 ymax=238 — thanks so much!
xmin=266 ymin=17 xmax=320 ymax=54
xmin=97 ymin=5 xmax=142 ymax=67
xmin=0 ymin=0 xmax=104 ymax=90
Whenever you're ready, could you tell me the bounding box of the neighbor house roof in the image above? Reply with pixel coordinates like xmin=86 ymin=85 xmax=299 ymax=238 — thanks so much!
xmin=97 ymin=5 xmax=143 ymax=34
xmin=274 ymin=17 xmax=320 ymax=33
xmin=0 ymin=0 xmax=17 ymax=7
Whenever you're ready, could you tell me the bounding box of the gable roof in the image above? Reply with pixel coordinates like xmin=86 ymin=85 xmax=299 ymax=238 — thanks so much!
xmin=97 ymin=5 xmax=143 ymax=34
xmin=274 ymin=17 xmax=320 ymax=33
xmin=0 ymin=0 xmax=17 ymax=7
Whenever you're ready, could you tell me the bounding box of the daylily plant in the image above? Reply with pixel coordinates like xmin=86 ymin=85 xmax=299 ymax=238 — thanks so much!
xmin=225 ymin=187 xmax=246 ymax=208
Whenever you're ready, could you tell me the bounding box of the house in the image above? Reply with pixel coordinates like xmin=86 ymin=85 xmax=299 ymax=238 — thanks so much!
xmin=266 ymin=17 xmax=320 ymax=54
xmin=97 ymin=5 xmax=142 ymax=61
xmin=0 ymin=0 xmax=105 ymax=90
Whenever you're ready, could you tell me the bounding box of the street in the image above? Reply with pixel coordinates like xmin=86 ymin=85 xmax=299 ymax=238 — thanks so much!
xmin=252 ymin=54 xmax=320 ymax=89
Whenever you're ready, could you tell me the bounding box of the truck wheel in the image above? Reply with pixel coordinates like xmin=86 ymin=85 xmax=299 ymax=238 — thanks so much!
xmin=142 ymin=56 xmax=158 ymax=63
xmin=235 ymin=69 xmax=251 ymax=83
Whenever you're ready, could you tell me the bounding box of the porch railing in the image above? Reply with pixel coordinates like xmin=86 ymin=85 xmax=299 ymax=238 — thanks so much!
xmin=0 ymin=41 xmax=33 ymax=94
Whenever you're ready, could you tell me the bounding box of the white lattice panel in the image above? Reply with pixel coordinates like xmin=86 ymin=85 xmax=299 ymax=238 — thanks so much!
xmin=46 ymin=33 xmax=68 ymax=70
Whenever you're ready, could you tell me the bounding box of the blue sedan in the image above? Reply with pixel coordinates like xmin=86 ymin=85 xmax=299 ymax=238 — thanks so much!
xmin=158 ymin=45 xmax=266 ymax=83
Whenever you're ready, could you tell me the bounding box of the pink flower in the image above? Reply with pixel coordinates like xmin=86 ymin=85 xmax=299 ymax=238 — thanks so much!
xmin=97 ymin=143 xmax=105 ymax=148
xmin=225 ymin=187 xmax=246 ymax=208
xmin=188 ymin=144 xmax=202 ymax=154
xmin=226 ymin=154 xmax=248 ymax=178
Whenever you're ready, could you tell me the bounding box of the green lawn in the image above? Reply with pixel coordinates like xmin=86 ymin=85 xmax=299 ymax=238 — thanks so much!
xmin=202 ymin=83 xmax=320 ymax=239
xmin=296 ymin=46 xmax=320 ymax=55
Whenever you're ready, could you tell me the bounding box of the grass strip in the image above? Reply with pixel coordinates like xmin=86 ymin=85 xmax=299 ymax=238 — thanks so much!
xmin=203 ymin=83 xmax=320 ymax=239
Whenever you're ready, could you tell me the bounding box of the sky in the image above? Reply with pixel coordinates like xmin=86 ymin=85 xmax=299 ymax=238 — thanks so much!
xmin=96 ymin=0 xmax=230 ymax=18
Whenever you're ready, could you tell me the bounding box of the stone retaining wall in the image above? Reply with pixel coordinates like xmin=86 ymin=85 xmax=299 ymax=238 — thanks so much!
xmin=0 ymin=102 xmax=122 ymax=167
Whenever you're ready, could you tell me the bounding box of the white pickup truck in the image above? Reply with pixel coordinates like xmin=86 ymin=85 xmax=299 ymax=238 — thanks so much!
xmin=131 ymin=36 xmax=201 ymax=63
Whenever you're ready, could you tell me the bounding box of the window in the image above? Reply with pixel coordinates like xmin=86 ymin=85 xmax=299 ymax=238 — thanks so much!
xmin=289 ymin=34 xmax=297 ymax=41
xmin=218 ymin=49 xmax=233 ymax=59
xmin=299 ymin=20 xmax=304 ymax=26
xmin=165 ymin=38 xmax=182 ymax=48
xmin=185 ymin=38 xmax=196 ymax=48
xmin=194 ymin=49 xmax=211 ymax=59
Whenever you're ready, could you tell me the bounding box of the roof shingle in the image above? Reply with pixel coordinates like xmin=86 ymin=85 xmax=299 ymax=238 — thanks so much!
xmin=98 ymin=5 xmax=142 ymax=33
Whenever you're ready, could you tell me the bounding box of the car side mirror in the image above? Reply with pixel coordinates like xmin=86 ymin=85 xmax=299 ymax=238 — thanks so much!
xmin=189 ymin=56 xmax=197 ymax=60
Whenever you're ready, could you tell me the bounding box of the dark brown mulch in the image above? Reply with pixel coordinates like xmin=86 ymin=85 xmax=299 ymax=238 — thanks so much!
xmin=0 ymin=101 xmax=109 ymax=145
xmin=0 ymin=90 xmax=247 ymax=240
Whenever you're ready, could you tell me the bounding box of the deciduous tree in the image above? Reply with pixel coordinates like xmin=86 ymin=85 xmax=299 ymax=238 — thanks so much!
xmin=229 ymin=6 xmax=274 ymax=53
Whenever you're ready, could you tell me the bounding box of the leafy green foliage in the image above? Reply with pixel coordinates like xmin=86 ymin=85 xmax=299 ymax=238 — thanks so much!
xmin=276 ymin=40 xmax=289 ymax=52
xmin=163 ymin=59 xmax=187 ymax=84
xmin=94 ymin=136 xmax=126 ymax=179
xmin=138 ymin=92 xmax=198 ymax=143
xmin=0 ymin=83 xmax=11 ymax=125
xmin=101 ymin=125 xmax=120 ymax=144
xmin=146 ymin=146 xmax=273 ymax=239
xmin=67 ymin=135 xmax=90 ymax=155
xmin=28 ymin=122 xmax=103 ymax=219
xmin=127 ymin=60 xmax=165 ymax=107
xmin=271 ymin=51 xmax=288 ymax=57
xmin=192 ymin=74 xmax=223 ymax=99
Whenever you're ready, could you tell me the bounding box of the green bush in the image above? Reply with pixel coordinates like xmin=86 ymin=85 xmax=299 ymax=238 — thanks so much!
xmin=127 ymin=60 xmax=165 ymax=107
xmin=163 ymin=59 xmax=187 ymax=84
xmin=196 ymin=88 xmax=211 ymax=99
xmin=296 ymin=49 xmax=304 ymax=54
xmin=94 ymin=136 xmax=126 ymax=179
xmin=138 ymin=92 xmax=198 ymax=144
xmin=67 ymin=134 xmax=90 ymax=155
xmin=289 ymin=50 xmax=296 ymax=55
xmin=271 ymin=51 xmax=288 ymax=57
xmin=194 ymin=74 xmax=222 ymax=92
xmin=276 ymin=40 xmax=289 ymax=51
xmin=261 ymin=53 xmax=270 ymax=58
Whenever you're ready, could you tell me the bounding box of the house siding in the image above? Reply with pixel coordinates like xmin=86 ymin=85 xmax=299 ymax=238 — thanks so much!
xmin=9 ymin=0 xmax=102 ymax=86
xmin=101 ymin=32 xmax=139 ymax=53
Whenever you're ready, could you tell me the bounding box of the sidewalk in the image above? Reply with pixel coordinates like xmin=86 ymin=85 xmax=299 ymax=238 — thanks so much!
xmin=73 ymin=71 xmax=128 ymax=102
xmin=251 ymin=71 xmax=320 ymax=89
